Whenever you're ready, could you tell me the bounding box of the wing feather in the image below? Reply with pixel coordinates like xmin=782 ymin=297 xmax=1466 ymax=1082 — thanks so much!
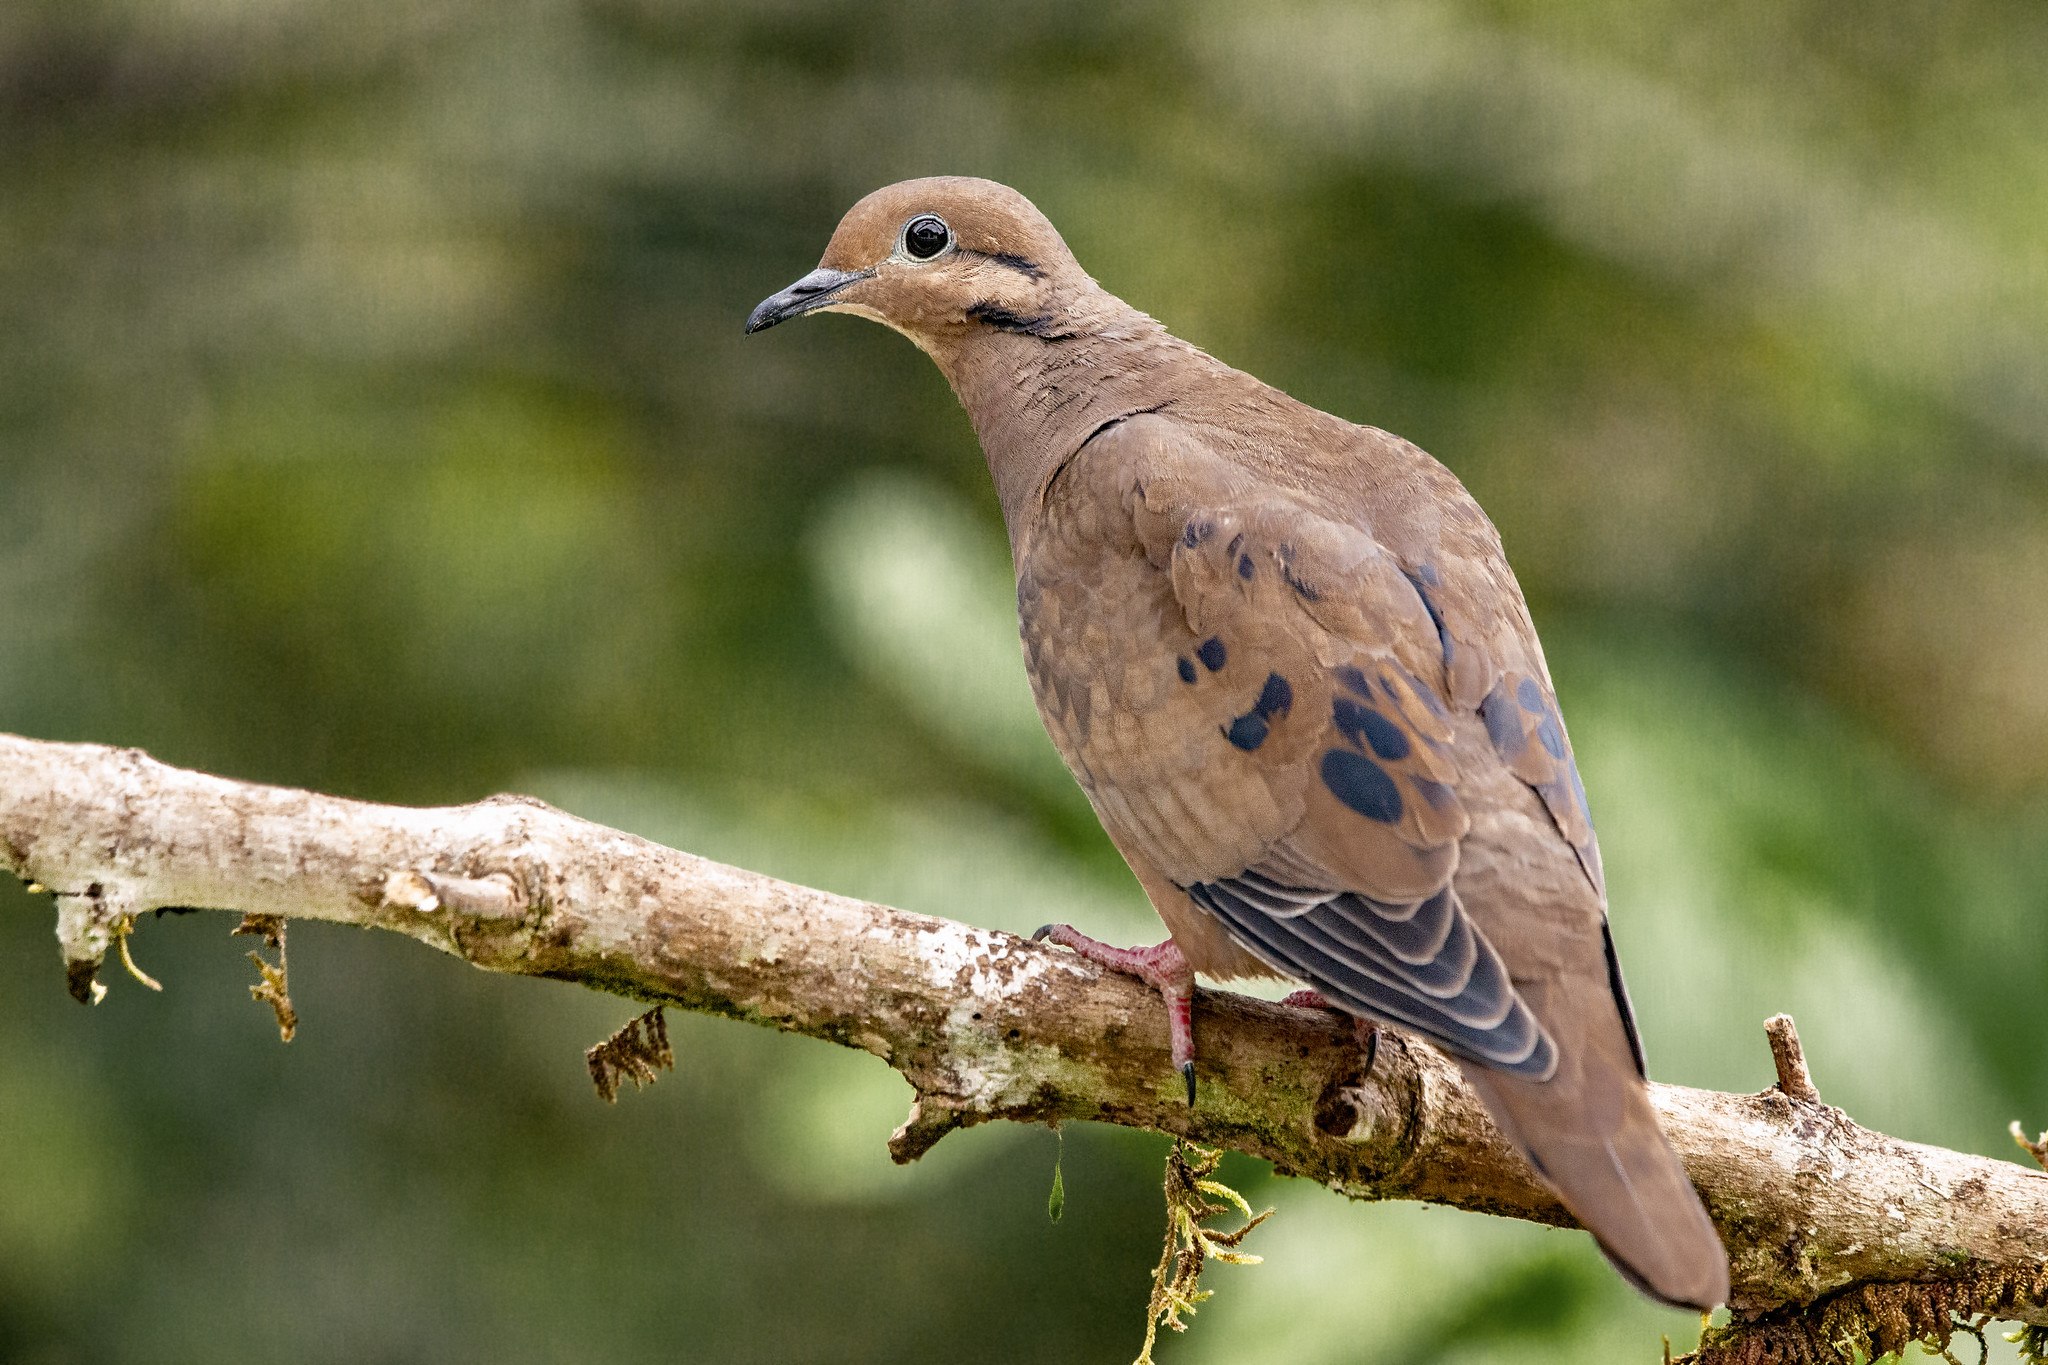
xmin=1034 ymin=416 xmax=1614 ymax=1079
xmin=1190 ymin=880 xmax=1554 ymax=1075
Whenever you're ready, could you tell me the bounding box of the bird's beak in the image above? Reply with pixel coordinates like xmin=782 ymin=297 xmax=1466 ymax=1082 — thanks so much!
xmin=745 ymin=266 xmax=873 ymax=334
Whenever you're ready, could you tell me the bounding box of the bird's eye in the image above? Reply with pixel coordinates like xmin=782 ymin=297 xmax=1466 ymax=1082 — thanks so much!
xmin=902 ymin=214 xmax=952 ymax=261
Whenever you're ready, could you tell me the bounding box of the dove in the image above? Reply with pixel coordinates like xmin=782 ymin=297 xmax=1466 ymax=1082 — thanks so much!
xmin=747 ymin=176 xmax=1729 ymax=1310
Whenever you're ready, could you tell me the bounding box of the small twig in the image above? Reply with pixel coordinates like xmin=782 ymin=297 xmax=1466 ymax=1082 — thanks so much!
xmin=113 ymin=914 xmax=163 ymax=991
xmin=586 ymin=1007 xmax=672 ymax=1102
xmin=2012 ymin=1122 xmax=2048 ymax=1173
xmin=1765 ymin=1013 xmax=1821 ymax=1104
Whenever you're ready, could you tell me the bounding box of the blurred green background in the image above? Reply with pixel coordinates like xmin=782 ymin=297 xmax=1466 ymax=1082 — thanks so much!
xmin=3 ymin=1 xmax=2046 ymax=1360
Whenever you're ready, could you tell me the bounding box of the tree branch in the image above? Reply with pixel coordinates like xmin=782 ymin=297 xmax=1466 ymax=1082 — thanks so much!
xmin=3 ymin=733 xmax=2045 ymax=1359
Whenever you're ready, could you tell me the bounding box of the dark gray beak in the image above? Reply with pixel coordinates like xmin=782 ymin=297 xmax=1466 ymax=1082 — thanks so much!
xmin=745 ymin=267 xmax=872 ymax=334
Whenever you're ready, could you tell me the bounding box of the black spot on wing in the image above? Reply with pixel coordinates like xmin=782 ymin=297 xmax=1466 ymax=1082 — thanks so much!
xmin=1516 ymin=676 xmax=1545 ymax=712
xmin=1481 ymin=681 xmax=1525 ymax=758
xmin=1222 ymin=673 xmax=1294 ymax=752
xmin=1195 ymin=637 xmax=1227 ymax=672
xmin=1332 ymin=698 xmax=1410 ymax=761
xmin=1224 ymin=713 xmax=1269 ymax=751
xmin=1321 ymin=749 xmax=1404 ymax=823
xmin=1335 ymin=666 xmax=1374 ymax=699
xmin=1534 ymin=710 xmax=1567 ymax=759
xmin=1256 ymin=673 xmax=1293 ymax=716
xmin=1237 ymin=553 xmax=1255 ymax=579
xmin=1177 ymin=656 xmax=1197 ymax=684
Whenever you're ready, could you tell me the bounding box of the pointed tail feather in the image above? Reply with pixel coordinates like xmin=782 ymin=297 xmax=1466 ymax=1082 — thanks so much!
xmin=1458 ymin=1005 xmax=1729 ymax=1311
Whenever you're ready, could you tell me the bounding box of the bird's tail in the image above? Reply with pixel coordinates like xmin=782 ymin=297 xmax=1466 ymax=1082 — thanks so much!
xmin=1457 ymin=991 xmax=1729 ymax=1311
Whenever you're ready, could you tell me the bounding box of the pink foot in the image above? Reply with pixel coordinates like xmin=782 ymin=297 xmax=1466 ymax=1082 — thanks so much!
xmin=1032 ymin=925 xmax=1197 ymax=1104
xmin=1280 ymin=989 xmax=1382 ymax=1076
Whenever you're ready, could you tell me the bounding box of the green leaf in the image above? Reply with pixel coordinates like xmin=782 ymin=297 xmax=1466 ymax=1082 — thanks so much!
xmin=1047 ymin=1130 xmax=1066 ymax=1224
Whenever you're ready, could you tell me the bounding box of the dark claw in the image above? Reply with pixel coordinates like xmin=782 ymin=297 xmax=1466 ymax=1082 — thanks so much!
xmin=1181 ymin=1060 xmax=1197 ymax=1107
xmin=1360 ymin=1025 xmax=1380 ymax=1080
xmin=1031 ymin=924 xmax=1057 ymax=942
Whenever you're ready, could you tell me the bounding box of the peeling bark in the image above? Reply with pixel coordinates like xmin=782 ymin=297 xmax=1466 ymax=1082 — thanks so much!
xmin=2 ymin=733 xmax=2044 ymax=1356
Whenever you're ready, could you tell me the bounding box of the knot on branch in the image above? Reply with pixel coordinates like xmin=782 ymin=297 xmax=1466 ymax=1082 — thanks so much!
xmin=380 ymin=868 xmax=526 ymax=920
xmin=1310 ymin=1029 xmax=1414 ymax=1167
xmin=1312 ymin=1079 xmax=1403 ymax=1145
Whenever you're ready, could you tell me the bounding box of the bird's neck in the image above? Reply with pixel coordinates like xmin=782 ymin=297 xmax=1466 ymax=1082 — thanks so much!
xmin=929 ymin=292 xmax=1203 ymax=545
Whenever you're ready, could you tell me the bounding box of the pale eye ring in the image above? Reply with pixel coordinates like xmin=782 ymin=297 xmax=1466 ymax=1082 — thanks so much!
xmin=901 ymin=214 xmax=952 ymax=261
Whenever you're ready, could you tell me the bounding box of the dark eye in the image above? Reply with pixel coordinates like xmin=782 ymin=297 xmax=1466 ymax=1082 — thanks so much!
xmin=903 ymin=214 xmax=951 ymax=260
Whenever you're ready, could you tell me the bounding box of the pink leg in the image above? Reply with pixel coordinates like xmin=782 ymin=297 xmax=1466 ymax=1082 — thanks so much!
xmin=1280 ymin=989 xmax=1382 ymax=1077
xmin=1032 ymin=924 xmax=1198 ymax=1104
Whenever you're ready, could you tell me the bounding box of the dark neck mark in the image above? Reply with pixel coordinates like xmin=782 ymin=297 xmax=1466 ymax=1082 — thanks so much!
xmin=1040 ymin=403 xmax=1173 ymax=508
xmin=1080 ymin=402 xmax=1169 ymax=449
xmin=966 ymin=300 xmax=1075 ymax=341
xmin=959 ymin=248 xmax=1045 ymax=280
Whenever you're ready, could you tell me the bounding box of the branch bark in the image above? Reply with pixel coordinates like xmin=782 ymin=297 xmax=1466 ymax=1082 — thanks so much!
xmin=3 ymin=733 xmax=2044 ymax=1360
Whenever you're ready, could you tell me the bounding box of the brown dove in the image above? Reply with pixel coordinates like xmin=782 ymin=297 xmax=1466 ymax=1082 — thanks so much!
xmin=747 ymin=176 xmax=1729 ymax=1310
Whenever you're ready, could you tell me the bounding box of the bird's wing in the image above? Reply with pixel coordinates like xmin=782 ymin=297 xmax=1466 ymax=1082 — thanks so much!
xmin=1059 ymin=414 xmax=1611 ymax=1079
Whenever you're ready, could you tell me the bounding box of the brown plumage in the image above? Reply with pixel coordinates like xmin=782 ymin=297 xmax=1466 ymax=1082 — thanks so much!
xmin=748 ymin=176 xmax=1729 ymax=1310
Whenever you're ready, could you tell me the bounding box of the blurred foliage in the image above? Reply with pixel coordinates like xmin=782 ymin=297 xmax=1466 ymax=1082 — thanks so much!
xmin=3 ymin=0 xmax=2046 ymax=1360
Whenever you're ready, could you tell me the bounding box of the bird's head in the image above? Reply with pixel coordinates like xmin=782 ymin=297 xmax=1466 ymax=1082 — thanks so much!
xmin=745 ymin=177 xmax=1082 ymax=350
